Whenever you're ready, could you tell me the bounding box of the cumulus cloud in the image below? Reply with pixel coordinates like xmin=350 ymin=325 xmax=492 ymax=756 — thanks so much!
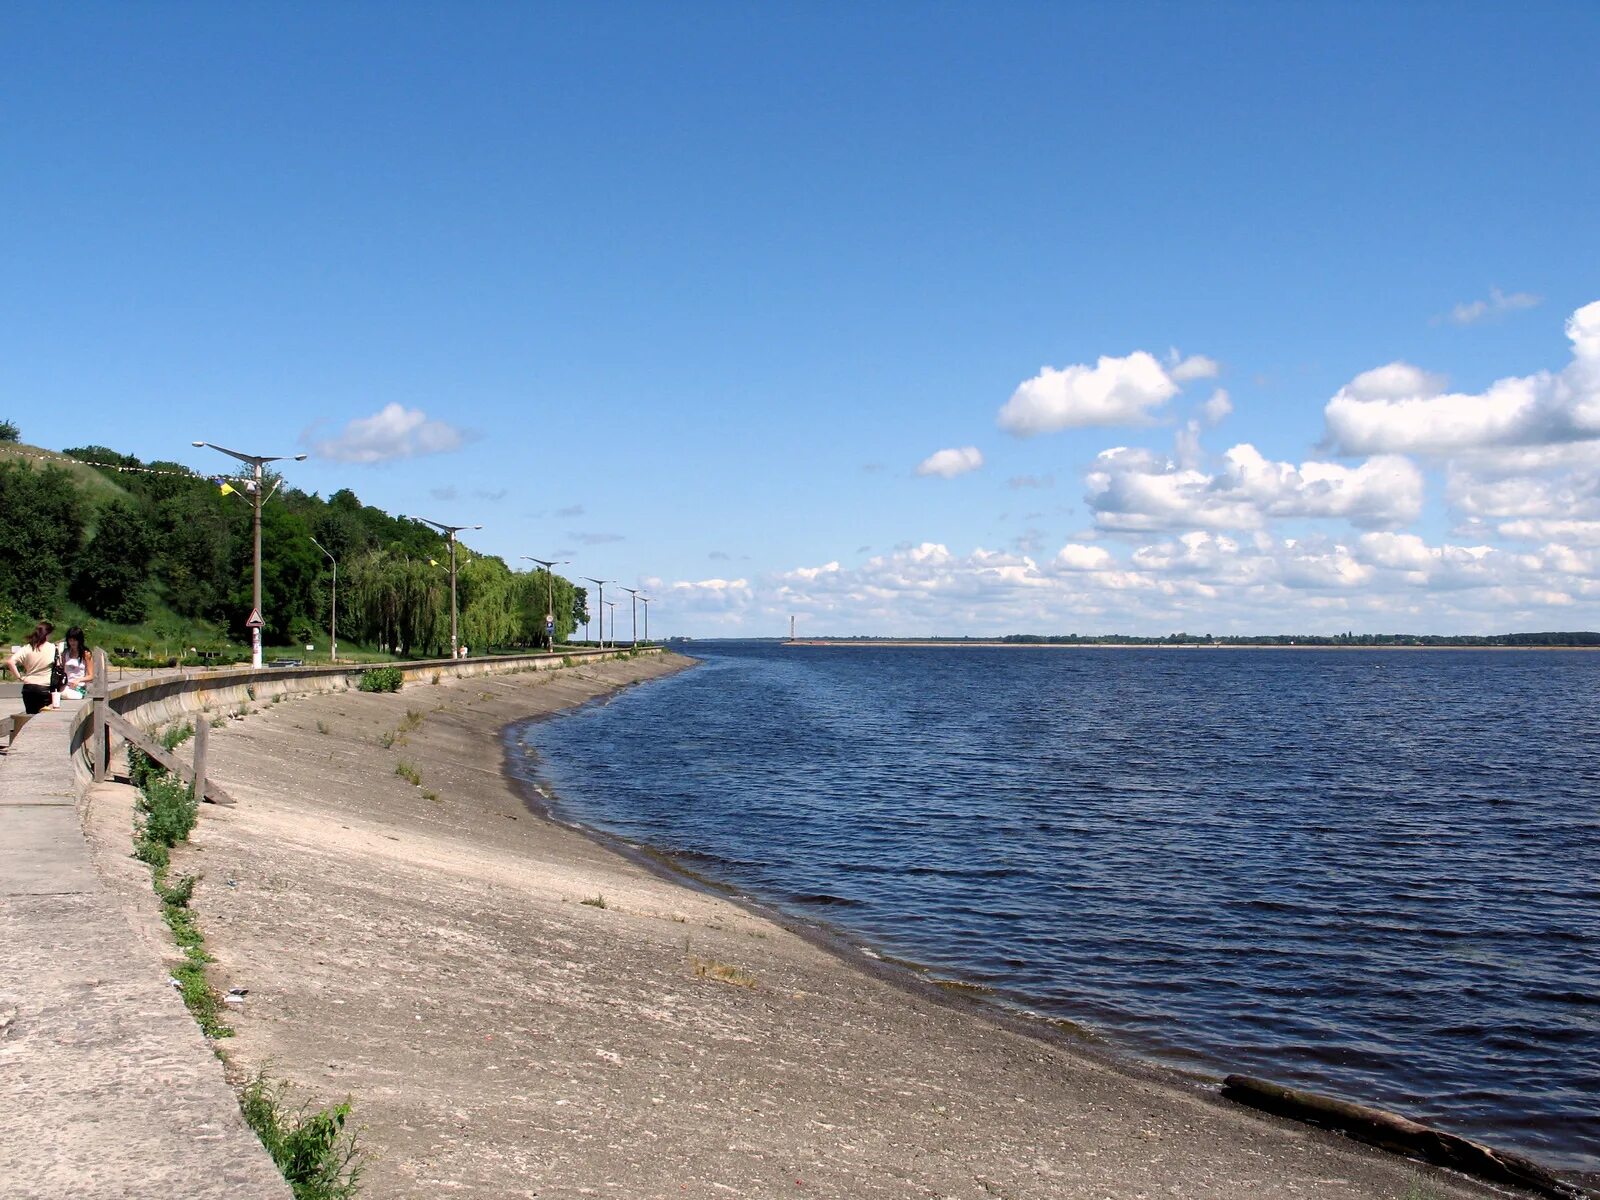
xmin=1168 ymin=352 xmax=1221 ymax=382
xmin=311 ymin=403 xmax=467 ymax=464
xmin=1202 ymin=388 xmax=1233 ymax=426
xmin=999 ymin=351 xmax=1183 ymax=435
xmin=1323 ymin=300 xmax=1600 ymax=455
xmin=1444 ymin=287 xmax=1542 ymax=326
xmin=748 ymin=528 xmax=1600 ymax=637
xmin=916 ymin=446 xmax=984 ymax=478
xmin=1086 ymin=438 xmax=1423 ymax=533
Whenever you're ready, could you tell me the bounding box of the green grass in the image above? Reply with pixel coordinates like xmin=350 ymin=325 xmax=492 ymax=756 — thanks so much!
xmin=127 ymin=756 xmax=229 ymax=1037
xmin=394 ymin=761 xmax=421 ymax=786
xmin=240 ymin=1072 xmax=364 ymax=1200
xmin=580 ymin=894 xmax=608 ymax=909
xmin=398 ymin=708 xmax=424 ymax=732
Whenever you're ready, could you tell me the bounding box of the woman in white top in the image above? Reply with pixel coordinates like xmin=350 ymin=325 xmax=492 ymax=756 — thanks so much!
xmin=60 ymin=626 xmax=94 ymax=700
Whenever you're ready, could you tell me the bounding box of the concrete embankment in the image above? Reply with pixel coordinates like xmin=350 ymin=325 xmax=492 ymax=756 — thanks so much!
xmin=55 ymin=651 xmax=1533 ymax=1199
xmin=0 ymin=647 xmax=652 ymax=1200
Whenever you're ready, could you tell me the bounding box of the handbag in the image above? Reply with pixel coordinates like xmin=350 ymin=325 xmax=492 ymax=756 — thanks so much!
xmin=49 ymin=648 xmax=65 ymax=693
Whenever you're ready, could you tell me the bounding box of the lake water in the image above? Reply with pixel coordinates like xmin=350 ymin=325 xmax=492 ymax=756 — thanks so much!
xmin=510 ymin=642 xmax=1600 ymax=1170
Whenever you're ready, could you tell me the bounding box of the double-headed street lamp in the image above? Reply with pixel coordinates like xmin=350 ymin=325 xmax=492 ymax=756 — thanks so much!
xmin=521 ymin=556 xmax=570 ymax=651
xmin=604 ymin=601 xmax=617 ymax=649
xmin=309 ymin=537 xmax=338 ymax=663
xmin=583 ymin=578 xmax=612 ymax=648
xmin=401 ymin=515 xmax=482 ymax=659
xmin=640 ymin=596 xmax=651 ymax=644
xmin=621 ymin=587 xmax=640 ymax=647
xmin=192 ymin=441 xmax=307 ymax=669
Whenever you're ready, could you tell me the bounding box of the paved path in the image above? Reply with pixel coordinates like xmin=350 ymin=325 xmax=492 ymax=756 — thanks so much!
xmin=0 ymin=701 xmax=288 ymax=1199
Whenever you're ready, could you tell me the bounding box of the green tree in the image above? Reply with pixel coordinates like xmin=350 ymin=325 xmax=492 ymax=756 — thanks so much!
xmin=72 ymin=501 xmax=157 ymax=622
xmin=0 ymin=419 xmax=19 ymax=443
xmin=0 ymin=462 xmax=85 ymax=617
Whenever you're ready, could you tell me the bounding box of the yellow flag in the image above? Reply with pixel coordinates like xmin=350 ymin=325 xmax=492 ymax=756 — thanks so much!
xmin=219 ymin=482 xmax=236 ymax=496
xmin=429 ymin=558 xmax=439 ymax=567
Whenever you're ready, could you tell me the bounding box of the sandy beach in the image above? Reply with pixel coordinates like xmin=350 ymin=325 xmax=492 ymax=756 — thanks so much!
xmin=78 ymin=654 xmax=1518 ymax=1199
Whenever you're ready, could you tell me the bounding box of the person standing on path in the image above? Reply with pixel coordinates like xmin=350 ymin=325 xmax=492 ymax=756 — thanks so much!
xmin=60 ymin=626 xmax=94 ymax=700
xmin=6 ymin=620 xmax=57 ymax=714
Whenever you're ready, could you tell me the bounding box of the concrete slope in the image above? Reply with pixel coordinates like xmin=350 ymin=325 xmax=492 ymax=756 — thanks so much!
xmin=0 ymin=703 xmax=290 ymax=1200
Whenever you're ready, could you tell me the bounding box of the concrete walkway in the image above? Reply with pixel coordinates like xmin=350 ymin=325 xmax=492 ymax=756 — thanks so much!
xmin=0 ymin=701 xmax=288 ymax=1199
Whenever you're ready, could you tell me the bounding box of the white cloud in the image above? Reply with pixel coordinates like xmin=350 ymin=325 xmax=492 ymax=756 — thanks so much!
xmin=1086 ymin=437 xmax=1423 ymax=533
xmin=1323 ymin=300 xmax=1600 ymax=455
xmin=1201 ymin=388 xmax=1233 ymax=426
xmin=916 ymin=446 xmax=984 ymax=478
xmin=1168 ymin=352 xmax=1221 ymax=383
xmin=312 ymin=403 xmax=467 ymax=464
xmin=1445 ymin=287 xmax=1542 ymax=326
xmin=998 ymin=351 xmax=1182 ymax=435
xmin=733 ymin=528 xmax=1600 ymax=637
xmin=1055 ymin=543 xmax=1113 ymax=571
xmin=1496 ymin=519 xmax=1600 ymax=546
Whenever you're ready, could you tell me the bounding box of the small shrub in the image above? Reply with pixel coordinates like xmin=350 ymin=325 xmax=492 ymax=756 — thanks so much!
xmin=358 ymin=667 xmax=403 ymax=693
xmin=161 ymin=721 xmax=195 ymax=752
xmin=240 ymin=1072 xmax=364 ymax=1200
xmin=580 ymin=894 xmax=608 ymax=909
xmin=394 ymin=761 xmax=421 ymax=786
xmin=316 ymin=721 xmax=330 ymax=735
xmin=399 ymin=708 xmax=424 ymax=732
xmin=561 ymin=655 xmax=575 ymax=668
xmin=421 ymin=790 xmax=439 ymax=803
xmin=139 ymin=773 xmax=198 ymax=849
xmin=430 ymin=672 xmax=440 ymax=686
xmin=377 ymin=730 xmax=395 ymax=750
xmin=128 ymin=744 xmax=164 ymax=790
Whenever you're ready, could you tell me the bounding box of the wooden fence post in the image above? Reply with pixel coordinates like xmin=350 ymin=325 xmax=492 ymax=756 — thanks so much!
xmin=91 ymin=647 xmax=109 ymax=782
xmin=191 ymin=715 xmax=208 ymax=805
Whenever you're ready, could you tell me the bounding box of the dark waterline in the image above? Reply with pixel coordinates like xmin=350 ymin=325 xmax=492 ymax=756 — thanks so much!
xmin=512 ymin=642 xmax=1600 ymax=1170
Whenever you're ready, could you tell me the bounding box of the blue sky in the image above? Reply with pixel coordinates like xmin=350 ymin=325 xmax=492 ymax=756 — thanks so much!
xmin=6 ymin=3 xmax=1599 ymax=636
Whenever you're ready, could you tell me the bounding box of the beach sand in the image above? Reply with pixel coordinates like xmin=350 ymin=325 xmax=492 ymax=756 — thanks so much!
xmin=80 ymin=654 xmax=1513 ymax=1199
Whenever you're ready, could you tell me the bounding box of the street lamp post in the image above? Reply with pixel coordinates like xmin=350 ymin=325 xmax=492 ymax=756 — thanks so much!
xmin=401 ymin=515 xmax=482 ymax=659
xmin=309 ymin=537 xmax=338 ymax=663
xmin=192 ymin=441 xmax=307 ymax=669
xmin=583 ymin=578 xmax=612 ymax=648
xmin=621 ymin=587 xmax=639 ymax=647
xmin=521 ymin=557 xmax=570 ymax=652
xmin=605 ymin=601 xmax=617 ymax=650
xmin=640 ymin=596 xmax=650 ymax=645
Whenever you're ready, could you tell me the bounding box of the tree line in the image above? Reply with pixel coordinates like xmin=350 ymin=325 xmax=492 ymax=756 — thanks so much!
xmin=0 ymin=439 xmax=588 ymax=656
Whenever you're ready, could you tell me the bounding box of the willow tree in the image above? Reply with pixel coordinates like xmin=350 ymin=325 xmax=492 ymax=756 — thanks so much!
xmin=343 ymin=551 xmax=447 ymax=655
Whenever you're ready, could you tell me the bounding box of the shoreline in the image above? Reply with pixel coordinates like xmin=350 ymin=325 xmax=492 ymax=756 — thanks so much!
xmin=503 ymin=670 xmax=1599 ymax=1195
xmin=79 ymin=655 xmax=1571 ymax=1198
xmin=783 ymin=640 xmax=1600 ymax=651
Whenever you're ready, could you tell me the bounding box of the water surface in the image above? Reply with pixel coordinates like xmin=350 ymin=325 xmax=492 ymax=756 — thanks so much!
xmin=512 ymin=642 xmax=1600 ymax=1169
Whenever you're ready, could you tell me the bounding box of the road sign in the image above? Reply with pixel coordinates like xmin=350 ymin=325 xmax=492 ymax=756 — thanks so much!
xmin=245 ymin=609 xmax=264 ymax=629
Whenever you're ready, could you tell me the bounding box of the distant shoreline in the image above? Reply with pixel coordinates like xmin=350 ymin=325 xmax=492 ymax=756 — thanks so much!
xmin=783 ymin=639 xmax=1600 ymax=651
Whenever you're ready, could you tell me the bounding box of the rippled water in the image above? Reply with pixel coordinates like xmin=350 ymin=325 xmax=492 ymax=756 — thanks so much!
xmin=510 ymin=642 xmax=1600 ymax=1169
